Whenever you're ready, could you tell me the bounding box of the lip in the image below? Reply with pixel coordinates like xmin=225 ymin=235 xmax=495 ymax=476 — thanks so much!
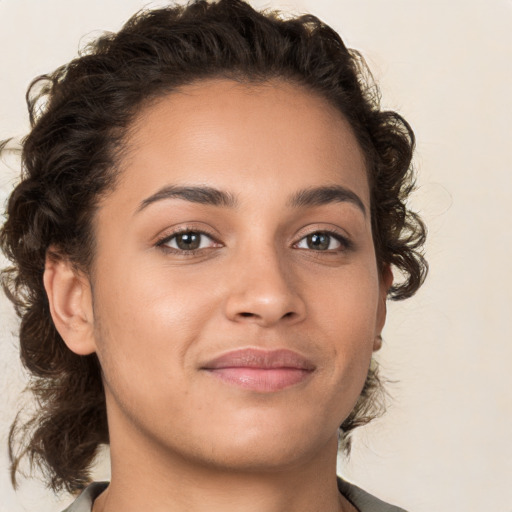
xmin=201 ymin=348 xmax=315 ymax=392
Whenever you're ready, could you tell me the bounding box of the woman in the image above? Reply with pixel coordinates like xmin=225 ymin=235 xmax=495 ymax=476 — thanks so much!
xmin=1 ymin=1 xmax=427 ymax=511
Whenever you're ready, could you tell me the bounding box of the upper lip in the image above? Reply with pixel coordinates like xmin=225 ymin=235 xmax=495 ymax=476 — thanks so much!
xmin=201 ymin=348 xmax=316 ymax=371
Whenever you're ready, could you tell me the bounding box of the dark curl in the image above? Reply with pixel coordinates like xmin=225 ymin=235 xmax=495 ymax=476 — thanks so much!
xmin=1 ymin=0 xmax=427 ymax=494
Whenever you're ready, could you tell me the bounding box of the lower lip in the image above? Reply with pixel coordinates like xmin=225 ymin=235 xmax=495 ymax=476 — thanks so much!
xmin=204 ymin=367 xmax=312 ymax=392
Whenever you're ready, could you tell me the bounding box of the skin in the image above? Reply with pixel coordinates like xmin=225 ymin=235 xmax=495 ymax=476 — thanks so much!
xmin=44 ymin=79 xmax=391 ymax=512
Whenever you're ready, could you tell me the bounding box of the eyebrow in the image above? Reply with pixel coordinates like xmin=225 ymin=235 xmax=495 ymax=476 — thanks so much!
xmin=136 ymin=185 xmax=238 ymax=213
xmin=288 ymin=185 xmax=366 ymax=216
xmin=136 ymin=184 xmax=366 ymax=216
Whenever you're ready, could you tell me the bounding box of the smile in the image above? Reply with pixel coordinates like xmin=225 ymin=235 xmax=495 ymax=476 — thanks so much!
xmin=201 ymin=348 xmax=315 ymax=392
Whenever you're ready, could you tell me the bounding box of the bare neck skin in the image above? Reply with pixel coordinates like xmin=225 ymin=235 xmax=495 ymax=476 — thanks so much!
xmin=92 ymin=420 xmax=355 ymax=512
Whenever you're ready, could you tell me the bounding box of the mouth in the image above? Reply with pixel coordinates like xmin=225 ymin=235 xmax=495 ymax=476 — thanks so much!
xmin=201 ymin=348 xmax=315 ymax=392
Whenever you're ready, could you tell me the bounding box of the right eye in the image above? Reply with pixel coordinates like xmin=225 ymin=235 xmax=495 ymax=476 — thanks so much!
xmin=157 ymin=230 xmax=219 ymax=253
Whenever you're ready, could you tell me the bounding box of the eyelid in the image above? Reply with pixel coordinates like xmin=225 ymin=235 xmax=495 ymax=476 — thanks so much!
xmin=292 ymin=225 xmax=354 ymax=251
xmin=153 ymin=223 xmax=353 ymax=254
xmin=294 ymin=232 xmax=342 ymax=251
xmin=155 ymin=225 xmax=222 ymax=252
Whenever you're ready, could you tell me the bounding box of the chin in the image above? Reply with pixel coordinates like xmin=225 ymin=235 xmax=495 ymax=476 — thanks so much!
xmin=185 ymin=416 xmax=337 ymax=473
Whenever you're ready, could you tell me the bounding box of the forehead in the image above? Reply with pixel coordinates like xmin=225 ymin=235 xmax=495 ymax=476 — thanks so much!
xmin=112 ymin=78 xmax=369 ymax=211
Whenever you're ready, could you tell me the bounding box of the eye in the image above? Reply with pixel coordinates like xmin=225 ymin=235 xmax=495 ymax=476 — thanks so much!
xmin=158 ymin=230 xmax=218 ymax=252
xmin=295 ymin=231 xmax=347 ymax=251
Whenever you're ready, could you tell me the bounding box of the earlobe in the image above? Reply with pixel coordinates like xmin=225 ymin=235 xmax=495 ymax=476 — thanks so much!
xmin=43 ymin=251 xmax=96 ymax=356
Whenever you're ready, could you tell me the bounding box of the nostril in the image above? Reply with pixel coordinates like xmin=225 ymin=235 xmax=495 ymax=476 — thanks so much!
xmin=238 ymin=311 xmax=296 ymax=320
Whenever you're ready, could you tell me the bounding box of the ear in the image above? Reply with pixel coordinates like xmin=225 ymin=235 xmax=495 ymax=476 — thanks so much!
xmin=43 ymin=251 xmax=96 ymax=356
xmin=373 ymin=264 xmax=393 ymax=352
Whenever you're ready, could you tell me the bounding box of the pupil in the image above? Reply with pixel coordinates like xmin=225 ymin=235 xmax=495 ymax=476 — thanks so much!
xmin=177 ymin=232 xmax=200 ymax=250
xmin=308 ymin=233 xmax=329 ymax=250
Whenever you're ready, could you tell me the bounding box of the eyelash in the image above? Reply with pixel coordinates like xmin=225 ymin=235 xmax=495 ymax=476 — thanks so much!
xmin=155 ymin=227 xmax=221 ymax=256
xmin=155 ymin=228 xmax=353 ymax=255
xmin=294 ymin=229 xmax=353 ymax=252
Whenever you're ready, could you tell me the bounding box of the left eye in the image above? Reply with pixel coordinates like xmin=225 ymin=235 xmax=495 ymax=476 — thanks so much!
xmin=160 ymin=231 xmax=217 ymax=251
xmin=295 ymin=232 xmax=344 ymax=251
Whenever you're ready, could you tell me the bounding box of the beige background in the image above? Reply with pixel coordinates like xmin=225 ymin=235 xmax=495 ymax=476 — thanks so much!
xmin=1 ymin=1 xmax=511 ymax=511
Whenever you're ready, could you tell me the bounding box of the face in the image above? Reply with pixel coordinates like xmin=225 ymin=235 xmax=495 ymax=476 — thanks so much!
xmin=81 ymin=80 xmax=388 ymax=471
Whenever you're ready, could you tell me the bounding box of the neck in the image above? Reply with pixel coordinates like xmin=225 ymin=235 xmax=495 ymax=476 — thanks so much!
xmin=93 ymin=420 xmax=354 ymax=512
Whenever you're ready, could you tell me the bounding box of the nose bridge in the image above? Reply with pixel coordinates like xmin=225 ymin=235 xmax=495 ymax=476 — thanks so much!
xmin=224 ymin=236 xmax=305 ymax=326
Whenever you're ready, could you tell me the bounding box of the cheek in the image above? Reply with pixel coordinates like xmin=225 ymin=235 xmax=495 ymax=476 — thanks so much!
xmin=307 ymin=263 xmax=380 ymax=383
xmin=95 ymin=256 xmax=213 ymax=339
xmin=90 ymin=262 xmax=216 ymax=404
xmin=310 ymin=259 xmax=380 ymax=333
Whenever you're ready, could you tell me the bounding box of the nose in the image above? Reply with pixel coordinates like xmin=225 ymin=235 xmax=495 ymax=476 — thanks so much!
xmin=223 ymin=246 xmax=306 ymax=327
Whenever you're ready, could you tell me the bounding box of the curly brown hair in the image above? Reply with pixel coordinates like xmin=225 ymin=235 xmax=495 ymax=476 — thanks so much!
xmin=0 ymin=0 xmax=427 ymax=495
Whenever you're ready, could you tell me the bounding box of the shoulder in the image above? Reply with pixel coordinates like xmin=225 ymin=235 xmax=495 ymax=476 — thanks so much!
xmin=61 ymin=482 xmax=109 ymax=512
xmin=337 ymin=477 xmax=409 ymax=512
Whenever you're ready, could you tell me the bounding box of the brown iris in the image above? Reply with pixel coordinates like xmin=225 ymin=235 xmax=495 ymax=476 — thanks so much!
xmin=175 ymin=232 xmax=202 ymax=250
xmin=306 ymin=233 xmax=331 ymax=250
